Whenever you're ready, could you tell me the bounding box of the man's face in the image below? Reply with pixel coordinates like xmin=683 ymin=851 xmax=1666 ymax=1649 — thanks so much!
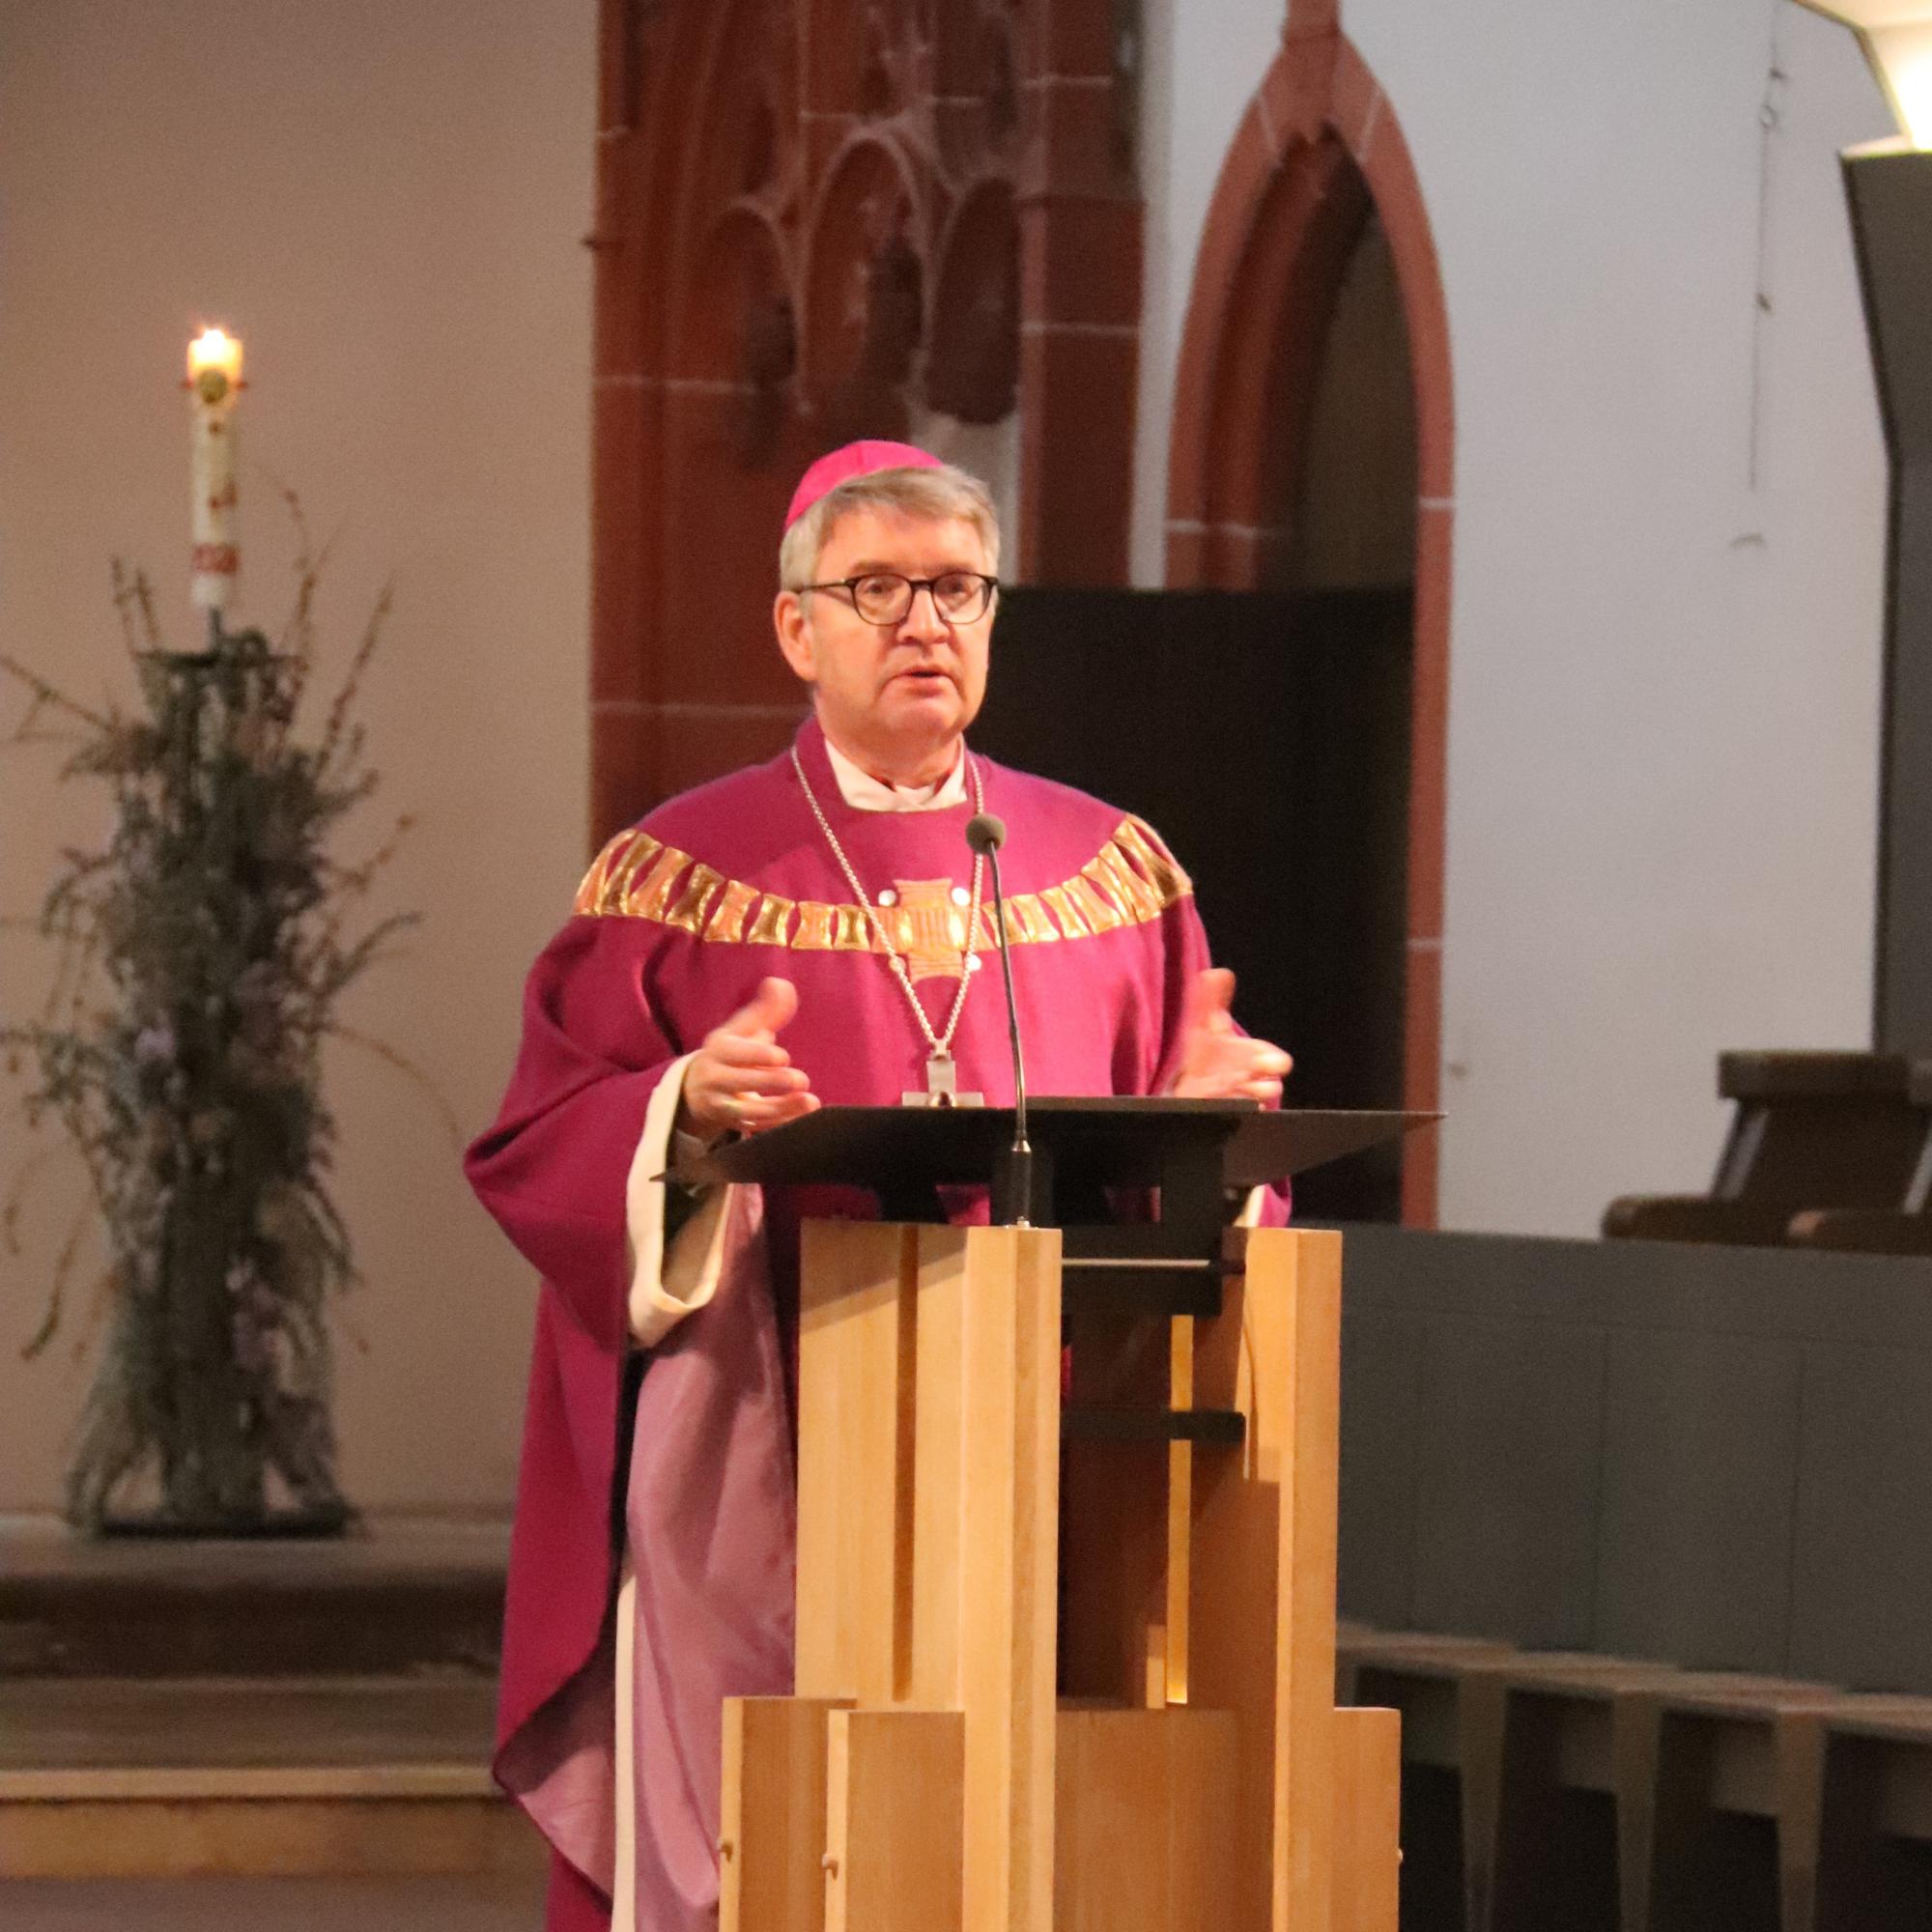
xmin=774 ymin=506 xmax=995 ymax=775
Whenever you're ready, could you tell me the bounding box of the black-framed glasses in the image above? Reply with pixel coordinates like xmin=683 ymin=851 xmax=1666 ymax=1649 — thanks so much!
xmin=795 ymin=570 xmax=999 ymax=627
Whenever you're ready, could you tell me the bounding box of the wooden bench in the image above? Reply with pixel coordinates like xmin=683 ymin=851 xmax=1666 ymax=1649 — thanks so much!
xmin=1337 ymin=1626 xmax=1932 ymax=1932
xmin=1603 ymin=1053 xmax=1926 ymax=1248
xmin=1814 ymin=1695 xmax=1932 ymax=1928
xmin=1335 ymin=1628 xmax=1516 ymax=1932
xmin=1789 ymin=1063 xmax=1932 ymax=1256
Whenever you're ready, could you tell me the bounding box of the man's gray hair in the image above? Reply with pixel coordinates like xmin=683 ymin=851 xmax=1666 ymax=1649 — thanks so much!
xmin=779 ymin=462 xmax=1002 ymax=588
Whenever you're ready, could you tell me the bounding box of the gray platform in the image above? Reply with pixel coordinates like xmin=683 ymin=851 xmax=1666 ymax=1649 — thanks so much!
xmin=1333 ymin=1223 xmax=1932 ymax=1690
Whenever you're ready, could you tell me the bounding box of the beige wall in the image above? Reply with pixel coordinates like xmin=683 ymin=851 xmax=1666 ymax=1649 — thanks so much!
xmin=0 ymin=0 xmax=595 ymax=1513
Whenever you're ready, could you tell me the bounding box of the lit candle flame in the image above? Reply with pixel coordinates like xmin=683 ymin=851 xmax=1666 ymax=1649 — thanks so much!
xmin=186 ymin=327 xmax=243 ymax=386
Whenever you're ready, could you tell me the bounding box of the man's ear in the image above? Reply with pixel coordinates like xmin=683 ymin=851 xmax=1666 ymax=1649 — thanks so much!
xmin=773 ymin=590 xmax=816 ymax=683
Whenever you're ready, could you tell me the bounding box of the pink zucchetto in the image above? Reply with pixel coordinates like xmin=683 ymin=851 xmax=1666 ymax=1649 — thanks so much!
xmin=783 ymin=440 xmax=945 ymax=529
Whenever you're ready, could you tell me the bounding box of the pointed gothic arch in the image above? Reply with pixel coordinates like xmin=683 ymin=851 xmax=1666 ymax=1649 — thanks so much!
xmin=1168 ymin=28 xmax=1454 ymax=1226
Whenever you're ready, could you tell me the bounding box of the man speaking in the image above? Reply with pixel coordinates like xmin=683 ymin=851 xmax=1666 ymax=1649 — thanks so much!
xmin=467 ymin=441 xmax=1292 ymax=1932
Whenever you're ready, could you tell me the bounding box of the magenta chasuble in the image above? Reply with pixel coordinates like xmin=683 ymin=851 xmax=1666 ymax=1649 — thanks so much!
xmin=466 ymin=719 xmax=1250 ymax=1932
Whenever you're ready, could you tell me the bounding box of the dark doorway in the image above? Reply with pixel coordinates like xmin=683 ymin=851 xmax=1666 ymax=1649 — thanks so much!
xmin=1288 ymin=210 xmax=1418 ymax=596
xmin=974 ymin=584 xmax=1411 ymax=1220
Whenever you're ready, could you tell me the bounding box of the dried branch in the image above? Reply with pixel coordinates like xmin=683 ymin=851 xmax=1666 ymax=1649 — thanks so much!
xmin=19 ymin=1200 xmax=94 ymax=1363
xmin=317 ymin=584 xmax=392 ymax=777
xmin=0 ymin=652 xmax=111 ymax=731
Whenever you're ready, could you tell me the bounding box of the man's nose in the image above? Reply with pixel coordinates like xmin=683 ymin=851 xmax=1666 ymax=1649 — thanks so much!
xmin=897 ymin=584 xmax=951 ymax=639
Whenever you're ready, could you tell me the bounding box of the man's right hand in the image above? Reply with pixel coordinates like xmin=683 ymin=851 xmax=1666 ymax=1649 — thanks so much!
xmin=678 ymin=977 xmax=819 ymax=1139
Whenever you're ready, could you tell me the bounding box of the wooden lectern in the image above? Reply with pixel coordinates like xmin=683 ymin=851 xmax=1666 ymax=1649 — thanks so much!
xmin=678 ymin=1102 xmax=1415 ymax=1932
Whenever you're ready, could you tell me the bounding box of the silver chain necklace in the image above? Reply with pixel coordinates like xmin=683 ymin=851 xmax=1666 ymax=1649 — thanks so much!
xmin=790 ymin=742 xmax=987 ymax=1105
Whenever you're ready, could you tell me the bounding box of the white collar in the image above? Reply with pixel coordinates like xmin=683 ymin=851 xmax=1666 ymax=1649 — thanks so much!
xmin=824 ymin=736 xmax=969 ymax=812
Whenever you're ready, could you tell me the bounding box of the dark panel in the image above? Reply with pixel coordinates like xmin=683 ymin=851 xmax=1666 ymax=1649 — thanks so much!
xmin=1409 ymin=1318 xmax=1608 ymax=1649
xmin=1593 ymin=1328 xmax=1803 ymax=1673
xmin=1338 ymin=1303 xmax=1426 ymax=1628
xmin=1845 ymin=149 xmax=1932 ymax=1049
xmin=1060 ymin=1406 xmax=1244 ymax=1444
xmin=977 ymin=586 xmax=1412 ymax=1219
xmin=1790 ymin=1341 xmax=1932 ymax=1690
xmin=1880 ymin=462 xmax=1932 ymax=1047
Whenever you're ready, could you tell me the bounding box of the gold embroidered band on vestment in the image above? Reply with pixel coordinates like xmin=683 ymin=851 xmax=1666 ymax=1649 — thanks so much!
xmin=572 ymin=815 xmax=1193 ymax=953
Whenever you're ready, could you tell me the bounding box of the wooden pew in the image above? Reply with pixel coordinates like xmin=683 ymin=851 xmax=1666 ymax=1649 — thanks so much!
xmin=1338 ymin=1627 xmax=1932 ymax=1932
xmin=1814 ymin=1696 xmax=1932 ymax=1928
xmin=1603 ymin=1053 xmax=1925 ymax=1247
xmin=1790 ymin=1062 xmax=1932 ymax=1255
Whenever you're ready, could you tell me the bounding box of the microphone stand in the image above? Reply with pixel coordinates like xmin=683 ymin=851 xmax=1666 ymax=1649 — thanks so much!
xmin=968 ymin=813 xmax=1034 ymax=1227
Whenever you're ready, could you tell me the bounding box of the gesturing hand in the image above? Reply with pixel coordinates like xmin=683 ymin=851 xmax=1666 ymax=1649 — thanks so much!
xmin=679 ymin=977 xmax=820 ymax=1139
xmin=1167 ymin=967 xmax=1293 ymax=1102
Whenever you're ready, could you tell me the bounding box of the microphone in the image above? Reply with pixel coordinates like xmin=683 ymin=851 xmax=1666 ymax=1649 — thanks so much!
xmin=966 ymin=811 xmax=1033 ymax=1226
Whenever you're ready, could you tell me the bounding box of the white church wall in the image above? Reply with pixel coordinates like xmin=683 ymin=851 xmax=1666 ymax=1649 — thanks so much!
xmin=0 ymin=0 xmax=595 ymax=1515
xmin=1137 ymin=0 xmax=1894 ymax=1235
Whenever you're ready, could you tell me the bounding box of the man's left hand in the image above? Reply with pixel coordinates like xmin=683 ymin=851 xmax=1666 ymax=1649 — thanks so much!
xmin=1167 ymin=968 xmax=1293 ymax=1102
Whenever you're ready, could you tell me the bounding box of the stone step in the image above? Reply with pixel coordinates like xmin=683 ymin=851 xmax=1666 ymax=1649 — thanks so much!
xmin=0 ymin=1517 xmax=507 ymax=1678
xmin=0 ymin=1675 xmax=545 ymax=1882
xmin=0 ymin=1874 xmax=551 ymax=1932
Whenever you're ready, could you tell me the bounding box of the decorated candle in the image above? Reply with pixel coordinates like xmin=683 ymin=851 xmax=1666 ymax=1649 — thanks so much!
xmin=186 ymin=327 xmax=242 ymax=612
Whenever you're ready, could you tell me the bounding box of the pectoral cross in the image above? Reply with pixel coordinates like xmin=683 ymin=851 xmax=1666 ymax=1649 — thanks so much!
xmin=901 ymin=1051 xmax=983 ymax=1108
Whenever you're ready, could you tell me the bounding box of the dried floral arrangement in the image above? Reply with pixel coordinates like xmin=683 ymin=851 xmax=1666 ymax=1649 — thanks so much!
xmin=2 ymin=546 xmax=417 ymax=1533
